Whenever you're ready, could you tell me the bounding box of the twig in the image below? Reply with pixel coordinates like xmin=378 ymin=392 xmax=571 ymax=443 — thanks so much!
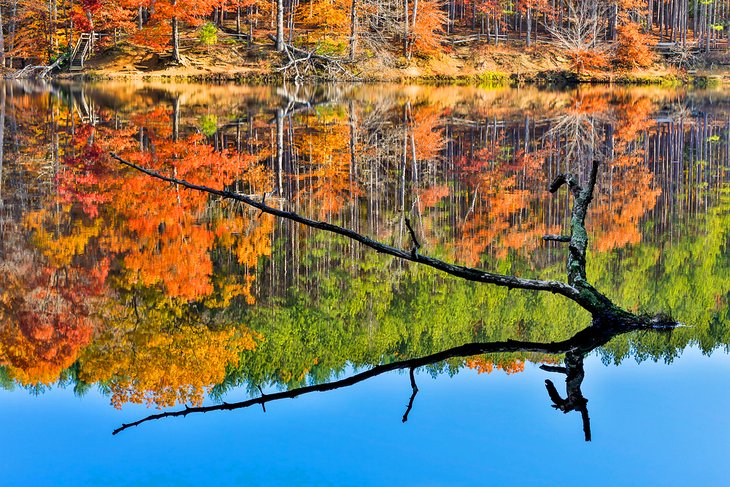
xmin=542 ymin=235 xmax=571 ymax=242
xmin=258 ymin=192 xmax=267 ymax=218
xmin=402 ymin=367 xmax=419 ymax=423
xmin=269 ymin=34 xmax=361 ymax=81
xmin=539 ymin=364 xmax=568 ymax=374
xmin=257 ymin=385 xmax=267 ymax=413
xmin=544 ymin=379 xmax=565 ymax=407
xmin=548 ymin=173 xmax=582 ymax=197
xmin=404 ymin=217 xmax=421 ymax=256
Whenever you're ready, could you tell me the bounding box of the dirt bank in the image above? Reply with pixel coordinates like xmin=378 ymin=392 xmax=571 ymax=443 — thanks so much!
xmin=52 ymin=35 xmax=719 ymax=85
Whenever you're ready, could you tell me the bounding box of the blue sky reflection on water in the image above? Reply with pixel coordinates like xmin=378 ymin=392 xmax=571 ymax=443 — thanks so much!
xmin=3 ymin=346 xmax=730 ymax=487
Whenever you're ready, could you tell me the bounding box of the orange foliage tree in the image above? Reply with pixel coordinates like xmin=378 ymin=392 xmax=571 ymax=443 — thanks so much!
xmin=408 ymin=0 xmax=448 ymax=58
xmin=130 ymin=0 xmax=215 ymax=61
xmin=613 ymin=21 xmax=655 ymax=69
xmin=590 ymin=93 xmax=661 ymax=250
xmin=0 ymin=207 xmax=108 ymax=385
xmin=296 ymin=0 xmax=352 ymax=53
xmin=455 ymin=143 xmax=559 ymax=266
xmin=0 ymin=95 xmax=278 ymax=391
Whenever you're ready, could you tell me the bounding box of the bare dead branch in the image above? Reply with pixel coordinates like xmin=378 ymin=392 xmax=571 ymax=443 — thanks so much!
xmin=542 ymin=235 xmax=571 ymax=242
xmin=545 ymin=379 xmax=565 ymax=406
xmin=548 ymin=173 xmax=582 ymax=197
xmin=111 ymin=153 xmax=586 ymax=306
xmin=539 ymin=364 xmax=568 ymax=374
xmin=257 ymin=385 xmax=267 ymax=412
xmin=269 ymin=34 xmax=360 ymax=81
xmin=404 ymin=217 xmax=421 ymax=254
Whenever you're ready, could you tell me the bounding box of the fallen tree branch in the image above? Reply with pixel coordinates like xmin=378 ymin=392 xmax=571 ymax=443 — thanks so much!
xmin=110 ymin=153 xmax=586 ymax=306
xmin=110 ymin=153 xmax=679 ymax=438
xmin=112 ymin=152 xmax=679 ymax=325
xmin=269 ymin=34 xmax=360 ymax=81
xmin=11 ymin=52 xmax=69 ymax=79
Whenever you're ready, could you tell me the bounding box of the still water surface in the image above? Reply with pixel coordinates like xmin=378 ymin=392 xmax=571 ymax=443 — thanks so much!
xmin=0 ymin=81 xmax=728 ymax=485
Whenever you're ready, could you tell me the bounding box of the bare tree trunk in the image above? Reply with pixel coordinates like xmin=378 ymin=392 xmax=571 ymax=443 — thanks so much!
xmin=0 ymin=85 xmax=5 ymax=208
xmin=703 ymin=1 xmax=708 ymax=47
xmin=236 ymin=1 xmax=241 ymax=35
xmin=8 ymin=0 xmax=17 ymax=68
xmin=349 ymin=0 xmax=357 ymax=61
xmin=49 ymin=0 xmax=58 ymax=56
xmin=349 ymin=99 xmax=356 ymax=179
xmin=403 ymin=0 xmax=409 ymax=58
xmin=276 ymin=0 xmax=284 ymax=51
xmin=409 ymin=0 xmax=418 ymax=58
xmin=86 ymin=8 xmax=95 ymax=55
xmin=276 ymin=108 xmax=284 ymax=194
xmin=172 ymin=17 xmax=180 ymax=61
xmin=0 ymin=6 xmax=5 ymax=69
xmin=249 ymin=8 xmax=254 ymax=48
xmin=172 ymin=0 xmax=181 ymax=63
xmin=172 ymin=96 xmax=180 ymax=142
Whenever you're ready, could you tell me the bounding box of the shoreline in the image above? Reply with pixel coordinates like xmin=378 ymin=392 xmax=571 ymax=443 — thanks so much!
xmin=19 ymin=42 xmax=730 ymax=86
xmin=48 ymin=69 xmax=726 ymax=87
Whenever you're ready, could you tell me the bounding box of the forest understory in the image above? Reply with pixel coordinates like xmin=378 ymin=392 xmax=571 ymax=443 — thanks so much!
xmin=51 ymin=34 xmax=729 ymax=85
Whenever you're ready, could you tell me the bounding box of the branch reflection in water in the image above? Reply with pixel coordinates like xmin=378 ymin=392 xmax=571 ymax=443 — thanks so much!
xmin=115 ymin=322 xmax=669 ymax=441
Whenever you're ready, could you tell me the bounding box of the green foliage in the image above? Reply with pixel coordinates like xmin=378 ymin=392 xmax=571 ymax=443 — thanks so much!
xmin=199 ymin=114 xmax=218 ymax=136
xmin=315 ymin=39 xmax=348 ymax=56
xmin=216 ymin=235 xmax=590 ymax=396
xmin=0 ymin=367 xmax=15 ymax=391
xmin=595 ymin=193 xmax=730 ymax=363
xmin=199 ymin=22 xmax=218 ymax=47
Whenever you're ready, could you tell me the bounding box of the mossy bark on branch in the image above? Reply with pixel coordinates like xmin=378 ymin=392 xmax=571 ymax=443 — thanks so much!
xmin=549 ymin=161 xmax=628 ymax=319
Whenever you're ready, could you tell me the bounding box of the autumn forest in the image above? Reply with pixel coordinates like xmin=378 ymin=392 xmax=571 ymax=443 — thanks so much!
xmin=2 ymin=0 xmax=730 ymax=80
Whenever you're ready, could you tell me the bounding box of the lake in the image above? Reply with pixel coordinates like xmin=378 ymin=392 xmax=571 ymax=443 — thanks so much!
xmin=0 ymin=81 xmax=729 ymax=486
